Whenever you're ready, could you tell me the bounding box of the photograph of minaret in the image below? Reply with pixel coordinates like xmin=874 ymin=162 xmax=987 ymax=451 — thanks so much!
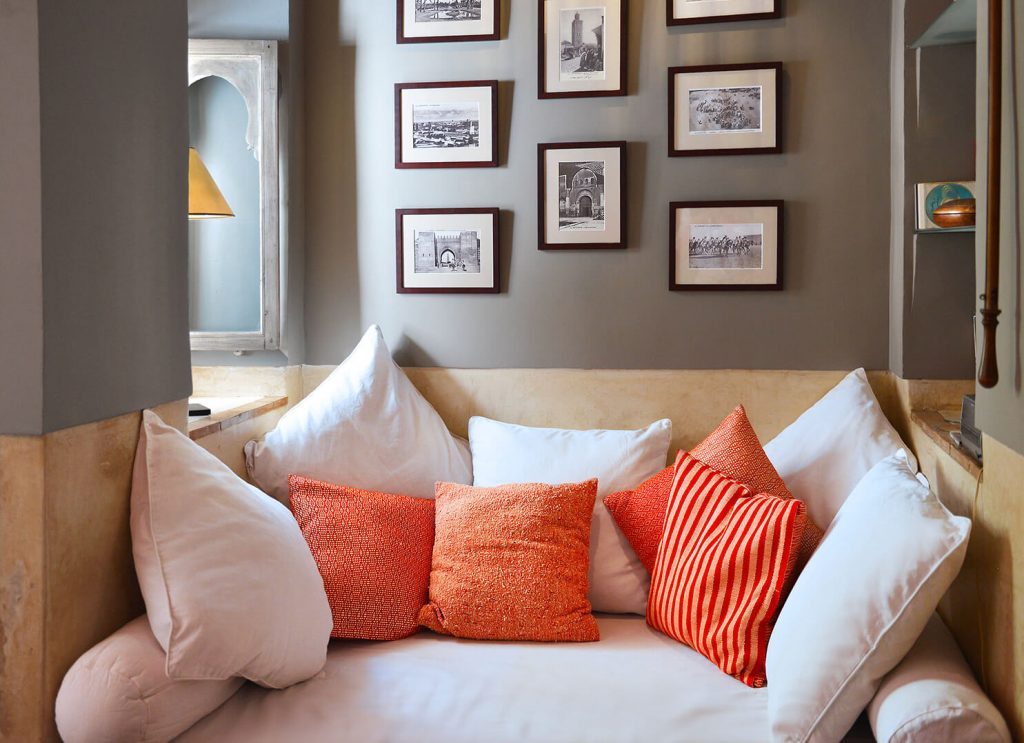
xmin=559 ymin=7 xmax=605 ymax=81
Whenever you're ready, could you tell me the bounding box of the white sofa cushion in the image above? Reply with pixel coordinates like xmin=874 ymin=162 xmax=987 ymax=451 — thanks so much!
xmin=868 ymin=613 xmax=1011 ymax=743
xmin=468 ymin=416 xmax=672 ymax=614
xmin=55 ymin=616 xmax=244 ymax=743
xmin=178 ymin=616 xmax=769 ymax=743
xmin=245 ymin=325 xmax=472 ymax=504
xmin=764 ymin=368 xmax=917 ymax=530
xmin=132 ymin=411 xmax=332 ymax=688
xmin=766 ymin=451 xmax=971 ymax=742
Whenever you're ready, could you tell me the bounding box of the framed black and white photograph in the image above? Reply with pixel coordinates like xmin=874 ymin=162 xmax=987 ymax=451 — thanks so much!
xmin=670 ymin=201 xmax=783 ymax=290
xmin=396 ymin=208 xmax=500 ymax=293
xmin=667 ymin=0 xmax=780 ymax=26
xmin=539 ymin=0 xmax=627 ymax=99
xmin=397 ymin=0 xmax=500 ymax=44
xmin=669 ymin=63 xmax=782 ymax=156
xmin=395 ymin=81 xmax=498 ymax=169
xmin=538 ymin=141 xmax=626 ymax=250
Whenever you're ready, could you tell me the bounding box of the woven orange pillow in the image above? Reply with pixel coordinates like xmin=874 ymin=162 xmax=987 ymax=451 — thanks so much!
xmin=647 ymin=452 xmax=811 ymax=687
xmin=288 ymin=475 xmax=434 ymax=641
xmin=417 ymin=480 xmax=600 ymax=643
xmin=605 ymin=405 xmax=822 ymax=573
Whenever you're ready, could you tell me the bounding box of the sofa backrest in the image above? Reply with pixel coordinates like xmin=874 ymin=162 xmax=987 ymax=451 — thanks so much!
xmin=302 ymin=367 xmax=906 ymax=457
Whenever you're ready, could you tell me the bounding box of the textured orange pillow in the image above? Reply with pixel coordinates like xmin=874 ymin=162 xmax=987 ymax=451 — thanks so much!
xmin=605 ymin=405 xmax=822 ymax=573
xmin=288 ymin=475 xmax=434 ymax=641
xmin=417 ymin=480 xmax=600 ymax=643
xmin=647 ymin=452 xmax=812 ymax=687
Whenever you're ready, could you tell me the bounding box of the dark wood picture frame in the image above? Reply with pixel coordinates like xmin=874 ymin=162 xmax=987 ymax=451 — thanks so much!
xmin=666 ymin=0 xmax=780 ymax=26
xmin=395 ymin=80 xmax=499 ymax=169
xmin=538 ymin=0 xmax=628 ymax=99
xmin=396 ymin=208 xmax=501 ymax=294
xmin=538 ymin=141 xmax=627 ymax=251
xmin=669 ymin=200 xmax=784 ymax=291
xmin=668 ymin=62 xmax=783 ymax=157
xmin=397 ymin=0 xmax=501 ymax=44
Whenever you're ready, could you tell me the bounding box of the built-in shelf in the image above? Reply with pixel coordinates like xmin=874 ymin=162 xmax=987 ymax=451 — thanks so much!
xmin=911 ymin=408 xmax=982 ymax=477
xmin=914 ymin=227 xmax=977 ymax=235
xmin=911 ymin=0 xmax=977 ymax=48
xmin=188 ymin=395 xmax=288 ymax=441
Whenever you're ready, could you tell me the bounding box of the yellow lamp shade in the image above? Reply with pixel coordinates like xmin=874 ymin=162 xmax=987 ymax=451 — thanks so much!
xmin=188 ymin=147 xmax=234 ymax=219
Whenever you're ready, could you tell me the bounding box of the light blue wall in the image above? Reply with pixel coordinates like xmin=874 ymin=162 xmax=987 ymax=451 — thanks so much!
xmin=188 ymin=76 xmax=262 ymax=333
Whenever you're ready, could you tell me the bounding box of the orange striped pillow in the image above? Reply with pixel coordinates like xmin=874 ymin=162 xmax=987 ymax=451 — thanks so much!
xmin=647 ymin=452 xmax=810 ymax=688
xmin=606 ymin=405 xmax=823 ymax=575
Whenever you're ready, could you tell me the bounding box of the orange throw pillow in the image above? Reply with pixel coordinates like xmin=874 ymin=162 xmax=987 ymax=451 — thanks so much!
xmin=417 ymin=480 xmax=600 ymax=643
xmin=288 ymin=475 xmax=434 ymax=641
xmin=605 ymin=405 xmax=822 ymax=573
xmin=647 ymin=453 xmax=811 ymax=688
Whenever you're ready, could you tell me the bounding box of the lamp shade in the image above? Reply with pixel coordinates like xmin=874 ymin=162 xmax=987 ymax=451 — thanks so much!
xmin=188 ymin=147 xmax=234 ymax=219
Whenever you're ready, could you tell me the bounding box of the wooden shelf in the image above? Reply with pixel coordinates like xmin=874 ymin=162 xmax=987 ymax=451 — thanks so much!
xmin=914 ymin=227 xmax=976 ymax=235
xmin=188 ymin=396 xmax=288 ymax=441
xmin=911 ymin=408 xmax=982 ymax=477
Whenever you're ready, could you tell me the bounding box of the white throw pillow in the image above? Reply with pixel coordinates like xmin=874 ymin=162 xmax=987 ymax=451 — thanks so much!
xmin=246 ymin=325 xmax=472 ymax=503
xmin=766 ymin=452 xmax=971 ymax=743
xmin=56 ymin=616 xmax=244 ymax=743
xmin=468 ymin=416 xmax=672 ymax=614
xmin=132 ymin=411 xmax=332 ymax=688
xmin=868 ymin=613 xmax=1010 ymax=743
xmin=764 ymin=368 xmax=917 ymax=530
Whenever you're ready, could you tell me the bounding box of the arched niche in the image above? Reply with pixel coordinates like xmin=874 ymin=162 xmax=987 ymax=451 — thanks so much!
xmin=188 ymin=39 xmax=280 ymax=352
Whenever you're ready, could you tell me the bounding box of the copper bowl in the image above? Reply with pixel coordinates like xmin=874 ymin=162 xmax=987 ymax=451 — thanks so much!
xmin=932 ymin=198 xmax=976 ymax=229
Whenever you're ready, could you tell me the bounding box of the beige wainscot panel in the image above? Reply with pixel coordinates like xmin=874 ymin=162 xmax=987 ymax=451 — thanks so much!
xmin=0 ymin=399 xmax=185 ymax=743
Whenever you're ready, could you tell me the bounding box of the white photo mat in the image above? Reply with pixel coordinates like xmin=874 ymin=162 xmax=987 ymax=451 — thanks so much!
xmin=673 ymin=67 xmax=778 ymax=152
xmin=401 ymin=212 xmax=497 ymax=290
xmin=671 ymin=0 xmax=775 ymax=21
xmin=544 ymin=146 xmax=622 ymax=245
xmin=399 ymin=85 xmax=494 ymax=165
xmin=543 ymin=0 xmax=622 ymax=95
xmin=402 ymin=1 xmax=497 ymax=40
xmin=674 ymin=205 xmax=779 ymax=286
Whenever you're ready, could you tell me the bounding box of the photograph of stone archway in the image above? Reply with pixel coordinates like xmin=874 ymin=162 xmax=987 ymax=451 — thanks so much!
xmin=558 ymin=160 xmax=606 ymax=231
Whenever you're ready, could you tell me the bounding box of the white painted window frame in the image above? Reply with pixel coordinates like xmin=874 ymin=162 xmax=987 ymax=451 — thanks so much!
xmin=188 ymin=39 xmax=280 ymax=352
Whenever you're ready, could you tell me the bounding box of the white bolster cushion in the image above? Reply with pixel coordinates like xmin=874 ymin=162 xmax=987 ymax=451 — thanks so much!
xmin=55 ymin=616 xmax=244 ymax=743
xmin=868 ymin=613 xmax=1011 ymax=743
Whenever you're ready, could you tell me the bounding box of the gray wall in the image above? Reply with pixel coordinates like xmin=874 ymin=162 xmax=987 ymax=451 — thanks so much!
xmin=304 ymin=0 xmax=894 ymax=369
xmin=0 ymin=0 xmax=191 ymax=435
xmin=37 ymin=0 xmax=191 ymax=433
xmin=188 ymin=0 xmax=306 ymax=366
xmin=891 ymin=0 xmax=977 ymax=380
xmin=975 ymin=0 xmax=1024 ymax=455
xmin=0 ymin=0 xmax=44 ymax=435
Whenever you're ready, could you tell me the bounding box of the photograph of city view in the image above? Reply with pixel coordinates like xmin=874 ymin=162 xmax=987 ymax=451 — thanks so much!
xmin=415 ymin=0 xmax=483 ymax=22
xmin=559 ymin=7 xmax=605 ymax=81
xmin=412 ymin=102 xmax=481 ymax=149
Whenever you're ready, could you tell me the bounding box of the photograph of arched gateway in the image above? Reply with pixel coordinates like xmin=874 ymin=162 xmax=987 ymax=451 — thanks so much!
xmin=558 ymin=160 xmax=606 ymax=231
xmin=415 ymin=0 xmax=483 ymax=22
xmin=414 ymin=230 xmax=482 ymax=273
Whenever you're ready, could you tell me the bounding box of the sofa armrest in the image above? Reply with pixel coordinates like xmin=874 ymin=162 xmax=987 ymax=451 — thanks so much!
xmin=56 ymin=616 xmax=244 ymax=743
xmin=868 ymin=613 xmax=1010 ymax=743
